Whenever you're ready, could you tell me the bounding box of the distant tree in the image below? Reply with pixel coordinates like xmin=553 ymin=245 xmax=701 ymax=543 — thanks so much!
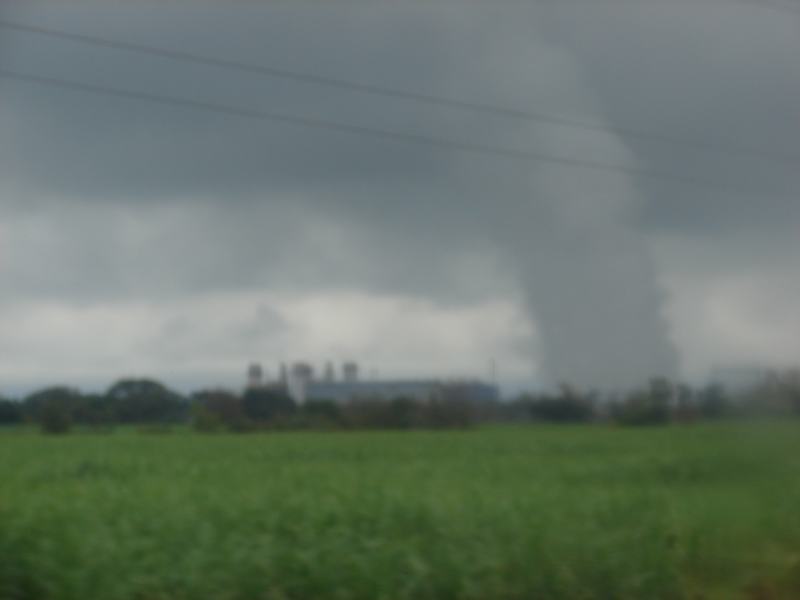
xmin=430 ymin=384 xmax=484 ymax=428
xmin=425 ymin=397 xmax=475 ymax=429
xmin=697 ymin=383 xmax=730 ymax=419
xmin=674 ymin=383 xmax=697 ymax=423
xmin=192 ymin=389 xmax=242 ymax=421
xmin=648 ymin=377 xmax=674 ymax=411
xmin=339 ymin=398 xmax=384 ymax=429
xmin=770 ymin=370 xmax=800 ymax=415
xmin=39 ymin=398 xmax=73 ymax=434
xmin=0 ymin=398 xmax=22 ymax=425
xmin=241 ymin=385 xmax=295 ymax=422
xmin=191 ymin=389 xmax=245 ymax=431
xmin=386 ymin=397 xmax=420 ymax=429
xmin=327 ymin=395 xmax=478 ymax=431
xmin=106 ymin=379 xmax=186 ymax=424
xmin=24 ymin=387 xmax=85 ymax=423
xmin=790 ymin=385 xmax=800 ymax=416
xmin=528 ymin=384 xmax=595 ymax=423
xmin=302 ymin=400 xmax=342 ymax=426
xmin=191 ymin=406 xmax=224 ymax=433
xmin=67 ymin=394 xmax=114 ymax=428
xmin=612 ymin=378 xmax=673 ymax=426
xmin=505 ymin=395 xmax=538 ymax=422
xmin=741 ymin=370 xmax=800 ymax=416
xmin=338 ymin=397 xmax=440 ymax=430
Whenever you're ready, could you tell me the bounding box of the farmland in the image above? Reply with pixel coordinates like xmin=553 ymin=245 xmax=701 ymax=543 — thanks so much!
xmin=2 ymin=423 xmax=800 ymax=599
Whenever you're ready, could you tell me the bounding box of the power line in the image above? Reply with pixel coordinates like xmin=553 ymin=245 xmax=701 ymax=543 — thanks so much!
xmin=0 ymin=18 xmax=795 ymax=165
xmin=0 ymin=68 xmax=789 ymax=200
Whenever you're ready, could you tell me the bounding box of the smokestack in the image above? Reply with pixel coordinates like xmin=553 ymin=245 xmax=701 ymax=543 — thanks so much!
xmin=279 ymin=363 xmax=288 ymax=386
xmin=342 ymin=361 xmax=359 ymax=383
xmin=246 ymin=363 xmax=264 ymax=389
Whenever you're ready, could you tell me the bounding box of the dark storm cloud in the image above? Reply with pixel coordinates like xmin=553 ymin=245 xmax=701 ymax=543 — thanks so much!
xmin=533 ymin=3 xmax=800 ymax=231
xmin=2 ymin=3 xmax=795 ymax=225
xmin=0 ymin=2 xmax=463 ymax=200
xmin=1 ymin=0 xmax=798 ymax=389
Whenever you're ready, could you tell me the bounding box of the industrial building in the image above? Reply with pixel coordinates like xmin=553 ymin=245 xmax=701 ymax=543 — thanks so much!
xmin=245 ymin=361 xmax=499 ymax=405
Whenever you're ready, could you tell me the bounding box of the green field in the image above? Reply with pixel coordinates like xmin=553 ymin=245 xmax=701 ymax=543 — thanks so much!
xmin=2 ymin=423 xmax=800 ymax=599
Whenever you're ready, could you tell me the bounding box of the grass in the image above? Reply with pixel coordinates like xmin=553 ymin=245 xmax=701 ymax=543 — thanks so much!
xmin=2 ymin=422 xmax=800 ymax=599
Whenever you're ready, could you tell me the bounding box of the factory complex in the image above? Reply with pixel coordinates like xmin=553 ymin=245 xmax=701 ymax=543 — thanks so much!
xmin=246 ymin=361 xmax=499 ymax=406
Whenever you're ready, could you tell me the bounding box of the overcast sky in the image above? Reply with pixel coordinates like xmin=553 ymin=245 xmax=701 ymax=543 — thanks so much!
xmin=0 ymin=0 xmax=797 ymax=395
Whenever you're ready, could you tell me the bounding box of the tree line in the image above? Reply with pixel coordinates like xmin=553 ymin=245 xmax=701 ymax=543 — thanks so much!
xmin=1 ymin=371 xmax=799 ymax=434
xmin=511 ymin=372 xmax=800 ymax=426
xmin=0 ymin=378 xmax=479 ymax=434
xmin=0 ymin=379 xmax=188 ymax=433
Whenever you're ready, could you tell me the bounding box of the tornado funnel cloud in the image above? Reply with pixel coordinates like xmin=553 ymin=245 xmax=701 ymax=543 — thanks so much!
xmin=513 ymin=197 xmax=679 ymax=391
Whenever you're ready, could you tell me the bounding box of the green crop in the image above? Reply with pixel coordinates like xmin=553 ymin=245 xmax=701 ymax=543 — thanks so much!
xmin=2 ymin=422 xmax=800 ymax=599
